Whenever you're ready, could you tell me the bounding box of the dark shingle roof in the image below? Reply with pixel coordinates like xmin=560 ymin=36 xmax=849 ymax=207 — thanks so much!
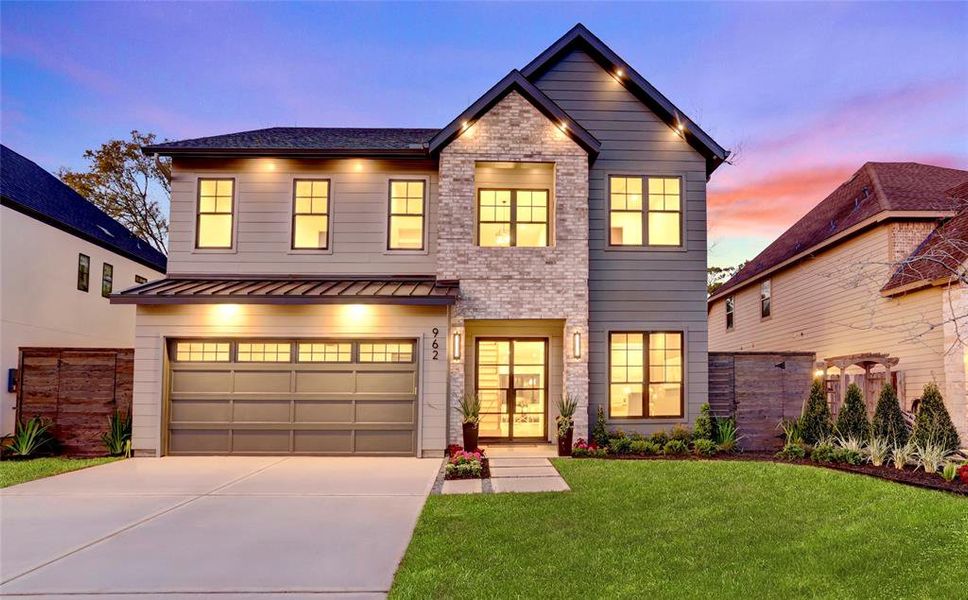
xmin=882 ymin=182 xmax=968 ymax=294
xmin=710 ymin=162 xmax=968 ymax=302
xmin=0 ymin=144 xmax=167 ymax=272
xmin=144 ymin=127 xmax=440 ymax=156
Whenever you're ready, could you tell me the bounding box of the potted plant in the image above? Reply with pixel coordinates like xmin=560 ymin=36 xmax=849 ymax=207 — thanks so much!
xmin=458 ymin=392 xmax=481 ymax=451
xmin=555 ymin=394 xmax=579 ymax=456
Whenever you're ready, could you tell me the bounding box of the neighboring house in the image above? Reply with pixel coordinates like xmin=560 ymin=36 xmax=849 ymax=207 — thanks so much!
xmin=112 ymin=24 xmax=729 ymax=457
xmin=0 ymin=145 xmax=167 ymax=435
xmin=708 ymin=162 xmax=968 ymax=441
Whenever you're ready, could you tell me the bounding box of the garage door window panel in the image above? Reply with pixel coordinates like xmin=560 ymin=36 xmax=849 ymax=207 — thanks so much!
xmin=237 ymin=342 xmax=292 ymax=363
xmin=359 ymin=342 xmax=414 ymax=363
xmin=175 ymin=342 xmax=231 ymax=362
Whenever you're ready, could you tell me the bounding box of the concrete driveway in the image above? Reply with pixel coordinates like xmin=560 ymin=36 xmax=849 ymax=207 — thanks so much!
xmin=0 ymin=456 xmax=441 ymax=599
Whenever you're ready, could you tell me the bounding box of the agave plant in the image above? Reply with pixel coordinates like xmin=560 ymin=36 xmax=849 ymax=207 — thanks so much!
xmin=836 ymin=435 xmax=866 ymax=455
xmin=6 ymin=416 xmax=54 ymax=457
xmin=778 ymin=418 xmax=803 ymax=446
xmin=555 ymin=394 xmax=580 ymax=437
xmin=101 ymin=410 xmax=132 ymax=457
xmin=714 ymin=418 xmax=742 ymax=453
xmin=457 ymin=393 xmax=481 ymax=425
xmin=891 ymin=441 xmax=916 ymax=470
xmin=916 ymin=440 xmax=956 ymax=474
xmin=867 ymin=436 xmax=889 ymax=467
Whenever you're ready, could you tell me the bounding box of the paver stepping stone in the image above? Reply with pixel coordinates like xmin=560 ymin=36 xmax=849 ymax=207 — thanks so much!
xmin=441 ymin=479 xmax=482 ymax=494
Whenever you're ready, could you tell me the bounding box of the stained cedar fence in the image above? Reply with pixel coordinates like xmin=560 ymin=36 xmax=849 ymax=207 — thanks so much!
xmin=709 ymin=352 xmax=816 ymax=451
xmin=16 ymin=348 xmax=133 ymax=456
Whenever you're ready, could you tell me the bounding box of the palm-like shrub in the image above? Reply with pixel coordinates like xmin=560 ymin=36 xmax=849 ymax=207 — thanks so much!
xmin=871 ymin=383 xmax=908 ymax=446
xmin=835 ymin=383 xmax=869 ymax=440
xmin=102 ymin=410 xmax=132 ymax=457
xmin=693 ymin=403 xmax=715 ymax=441
xmin=800 ymin=380 xmax=832 ymax=445
xmin=6 ymin=416 xmax=55 ymax=457
xmin=912 ymin=383 xmax=961 ymax=452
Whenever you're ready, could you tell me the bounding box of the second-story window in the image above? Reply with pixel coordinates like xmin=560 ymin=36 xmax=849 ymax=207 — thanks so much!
xmin=101 ymin=263 xmax=113 ymax=298
xmin=478 ymin=189 xmax=549 ymax=247
xmin=196 ymin=179 xmax=234 ymax=249
xmin=292 ymin=180 xmax=330 ymax=250
xmin=725 ymin=296 xmax=735 ymax=330
xmin=135 ymin=275 xmax=147 ymax=284
xmin=760 ymin=279 xmax=772 ymax=318
xmin=388 ymin=180 xmax=425 ymax=250
xmin=77 ymin=254 xmax=90 ymax=292
xmin=609 ymin=175 xmax=682 ymax=247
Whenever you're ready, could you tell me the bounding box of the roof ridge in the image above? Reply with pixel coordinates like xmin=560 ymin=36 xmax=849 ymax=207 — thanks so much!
xmin=864 ymin=162 xmax=892 ymax=212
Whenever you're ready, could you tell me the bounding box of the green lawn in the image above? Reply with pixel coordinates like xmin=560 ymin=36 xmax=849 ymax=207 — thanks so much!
xmin=391 ymin=459 xmax=967 ymax=599
xmin=0 ymin=457 xmax=119 ymax=488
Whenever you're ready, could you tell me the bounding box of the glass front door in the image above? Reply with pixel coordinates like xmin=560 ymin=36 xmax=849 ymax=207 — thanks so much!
xmin=476 ymin=338 xmax=547 ymax=441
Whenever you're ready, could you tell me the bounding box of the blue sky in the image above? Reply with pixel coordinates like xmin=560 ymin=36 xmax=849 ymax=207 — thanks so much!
xmin=2 ymin=1 xmax=966 ymax=266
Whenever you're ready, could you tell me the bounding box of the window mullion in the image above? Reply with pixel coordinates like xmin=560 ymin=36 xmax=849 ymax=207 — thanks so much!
xmin=510 ymin=190 xmax=517 ymax=247
xmin=643 ymin=332 xmax=650 ymax=418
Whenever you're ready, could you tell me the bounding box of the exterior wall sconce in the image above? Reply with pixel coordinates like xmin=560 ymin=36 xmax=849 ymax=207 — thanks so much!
xmin=573 ymin=331 xmax=582 ymax=359
xmin=453 ymin=331 xmax=462 ymax=361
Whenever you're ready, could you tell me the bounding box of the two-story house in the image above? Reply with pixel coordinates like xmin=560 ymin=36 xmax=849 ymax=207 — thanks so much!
xmin=708 ymin=163 xmax=968 ymax=442
xmin=1 ymin=145 xmax=167 ymax=436
xmin=113 ymin=24 xmax=728 ymax=457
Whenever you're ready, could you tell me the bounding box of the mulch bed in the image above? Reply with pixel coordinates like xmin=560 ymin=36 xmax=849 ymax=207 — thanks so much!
xmin=572 ymin=452 xmax=968 ymax=496
xmin=443 ymin=457 xmax=491 ymax=481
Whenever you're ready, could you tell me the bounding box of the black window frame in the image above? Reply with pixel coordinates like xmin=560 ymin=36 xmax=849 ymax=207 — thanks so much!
xmin=101 ymin=263 xmax=113 ymax=298
xmin=725 ymin=296 xmax=735 ymax=330
xmin=291 ymin=178 xmax=331 ymax=250
xmin=607 ymin=174 xmax=684 ymax=248
xmin=607 ymin=330 xmax=685 ymax=420
xmin=77 ymin=253 xmax=90 ymax=292
xmin=135 ymin=275 xmax=147 ymax=284
xmin=760 ymin=280 xmax=772 ymax=319
xmin=476 ymin=188 xmax=550 ymax=247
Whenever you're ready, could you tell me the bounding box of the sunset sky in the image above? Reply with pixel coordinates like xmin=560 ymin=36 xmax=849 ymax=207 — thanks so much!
xmin=2 ymin=2 xmax=965 ymax=266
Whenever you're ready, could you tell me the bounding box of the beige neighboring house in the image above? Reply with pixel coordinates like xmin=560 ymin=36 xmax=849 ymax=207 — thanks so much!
xmin=708 ymin=162 xmax=968 ymax=441
xmin=111 ymin=24 xmax=730 ymax=458
xmin=0 ymin=145 xmax=167 ymax=435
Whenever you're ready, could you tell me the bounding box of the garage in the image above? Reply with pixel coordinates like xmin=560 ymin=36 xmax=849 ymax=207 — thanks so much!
xmin=166 ymin=338 xmax=418 ymax=456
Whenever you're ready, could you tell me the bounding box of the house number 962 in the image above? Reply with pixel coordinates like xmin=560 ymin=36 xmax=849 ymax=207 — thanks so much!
xmin=431 ymin=327 xmax=440 ymax=360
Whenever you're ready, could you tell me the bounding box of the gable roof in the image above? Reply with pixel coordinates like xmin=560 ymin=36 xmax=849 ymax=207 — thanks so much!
xmin=0 ymin=145 xmax=167 ymax=272
xmin=143 ymin=127 xmax=439 ymax=157
xmin=881 ymin=182 xmax=968 ymax=295
xmin=521 ymin=23 xmax=729 ymax=176
xmin=428 ymin=70 xmax=601 ymax=156
xmin=709 ymin=162 xmax=968 ymax=302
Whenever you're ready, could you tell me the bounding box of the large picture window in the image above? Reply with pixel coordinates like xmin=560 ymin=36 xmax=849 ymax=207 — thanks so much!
xmin=609 ymin=175 xmax=682 ymax=247
xmin=292 ymin=180 xmax=330 ymax=249
xmin=388 ymin=180 xmax=425 ymax=250
xmin=609 ymin=331 xmax=683 ymax=418
xmin=196 ymin=179 xmax=234 ymax=249
xmin=478 ymin=189 xmax=549 ymax=247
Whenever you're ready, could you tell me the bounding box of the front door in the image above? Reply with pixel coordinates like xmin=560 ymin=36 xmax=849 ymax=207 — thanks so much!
xmin=476 ymin=338 xmax=547 ymax=441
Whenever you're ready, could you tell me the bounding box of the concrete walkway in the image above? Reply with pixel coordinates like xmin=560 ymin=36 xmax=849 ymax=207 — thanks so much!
xmin=0 ymin=456 xmax=441 ymax=599
xmin=441 ymin=444 xmax=570 ymax=494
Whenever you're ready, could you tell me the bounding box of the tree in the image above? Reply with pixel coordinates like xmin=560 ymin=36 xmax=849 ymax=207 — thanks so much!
xmin=800 ymin=380 xmax=832 ymax=445
xmin=59 ymin=131 xmax=170 ymax=254
xmin=707 ymin=261 xmax=748 ymax=296
xmin=835 ymin=383 xmax=870 ymax=440
xmin=871 ymin=383 xmax=908 ymax=446
xmin=913 ymin=382 xmax=961 ymax=452
xmin=693 ymin=403 xmax=715 ymax=441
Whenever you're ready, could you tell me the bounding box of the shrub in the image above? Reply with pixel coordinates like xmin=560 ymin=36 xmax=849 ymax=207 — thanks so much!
xmin=608 ymin=436 xmax=633 ymax=455
xmin=958 ymin=464 xmax=968 ymax=483
xmin=778 ymin=418 xmax=803 ymax=446
xmin=776 ymin=442 xmax=806 ymax=460
xmin=831 ymin=447 xmax=864 ymax=465
xmin=810 ymin=442 xmax=836 ymax=463
xmin=457 ymin=393 xmax=481 ymax=425
xmin=714 ymin=418 xmax=741 ymax=453
xmin=912 ymin=383 xmax=961 ymax=453
xmin=444 ymin=449 xmax=483 ymax=478
xmin=662 ymin=439 xmax=689 ymax=455
xmin=628 ymin=432 xmax=646 ymax=442
xmin=891 ymin=441 xmax=916 ymax=470
xmin=915 ymin=440 xmax=956 ymax=474
xmin=554 ymin=394 xmax=579 ymax=438
xmin=692 ymin=438 xmax=717 ymax=456
xmin=693 ymin=403 xmax=715 ymax=441
xmin=572 ymin=438 xmax=607 ymax=458
xmin=941 ymin=462 xmax=958 ymax=482
xmin=670 ymin=425 xmax=692 ymax=442
xmin=650 ymin=430 xmax=669 ymax=446
xmin=102 ymin=410 xmax=131 ymax=457
xmin=867 ymin=436 xmax=889 ymax=467
xmin=630 ymin=440 xmax=660 ymax=456
xmin=801 ymin=380 xmax=833 ymax=445
xmin=871 ymin=383 xmax=908 ymax=446
xmin=835 ymin=383 xmax=870 ymax=441
xmin=5 ymin=416 xmax=56 ymax=458
xmin=591 ymin=406 xmax=609 ymax=448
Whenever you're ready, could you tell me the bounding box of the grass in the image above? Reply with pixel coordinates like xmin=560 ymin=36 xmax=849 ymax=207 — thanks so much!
xmin=391 ymin=459 xmax=967 ymax=599
xmin=0 ymin=456 xmax=119 ymax=488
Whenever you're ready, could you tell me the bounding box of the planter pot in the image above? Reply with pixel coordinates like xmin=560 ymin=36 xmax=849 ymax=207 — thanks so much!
xmin=557 ymin=427 xmax=574 ymax=456
xmin=462 ymin=422 xmax=480 ymax=452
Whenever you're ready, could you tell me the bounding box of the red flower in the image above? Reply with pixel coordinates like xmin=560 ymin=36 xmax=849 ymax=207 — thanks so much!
xmin=958 ymin=464 xmax=968 ymax=484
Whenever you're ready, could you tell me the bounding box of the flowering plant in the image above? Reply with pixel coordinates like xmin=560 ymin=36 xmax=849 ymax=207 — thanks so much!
xmin=445 ymin=449 xmax=483 ymax=478
xmin=958 ymin=463 xmax=968 ymax=484
xmin=572 ymin=438 xmax=607 ymax=458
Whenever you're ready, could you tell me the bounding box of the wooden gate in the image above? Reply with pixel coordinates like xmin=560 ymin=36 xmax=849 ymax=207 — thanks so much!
xmin=17 ymin=348 xmax=133 ymax=456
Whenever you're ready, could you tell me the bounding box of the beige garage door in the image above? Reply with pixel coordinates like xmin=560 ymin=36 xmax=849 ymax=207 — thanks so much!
xmin=166 ymin=339 xmax=417 ymax=455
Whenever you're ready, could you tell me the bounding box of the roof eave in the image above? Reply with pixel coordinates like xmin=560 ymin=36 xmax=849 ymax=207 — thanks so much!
xmin=521 ymin=23 xmax=728 ymax=175
xmin=428 ymin=70 xmax=601 ymax=156
xmin=110 ymin=294 xmax=456 ymax=306
xmin=141 ymin=146 xmax=431 ymax=159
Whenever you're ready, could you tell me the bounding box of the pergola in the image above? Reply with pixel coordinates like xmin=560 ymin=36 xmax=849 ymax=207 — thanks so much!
xmin=817 ymin=353 xmax=900 ymax=405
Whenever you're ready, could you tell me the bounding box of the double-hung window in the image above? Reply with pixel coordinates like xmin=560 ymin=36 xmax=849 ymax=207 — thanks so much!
xmin=196 ymin=179 xmax=234 ymax=249
xmin=292 ymin=180 xmax=330 ymax=249
xmin=609 ymin=331 xmax=683 ymax=418
xmin=609 ymin=175 xmax=682 ymax=246
xmin=101 ymin=263 xmax=113 ymax=298
xmin=388 ymin=180 xmax=425 ymax=250
xmin=725 ymin=296 xmax=735 ymax=330
xmin=478 ymin=189 xmax=549 ymax=247
xmin=77 ymin=254 xmax=90 ymax=292
xmin=760 ymin=280 xmax=772 ymax=318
